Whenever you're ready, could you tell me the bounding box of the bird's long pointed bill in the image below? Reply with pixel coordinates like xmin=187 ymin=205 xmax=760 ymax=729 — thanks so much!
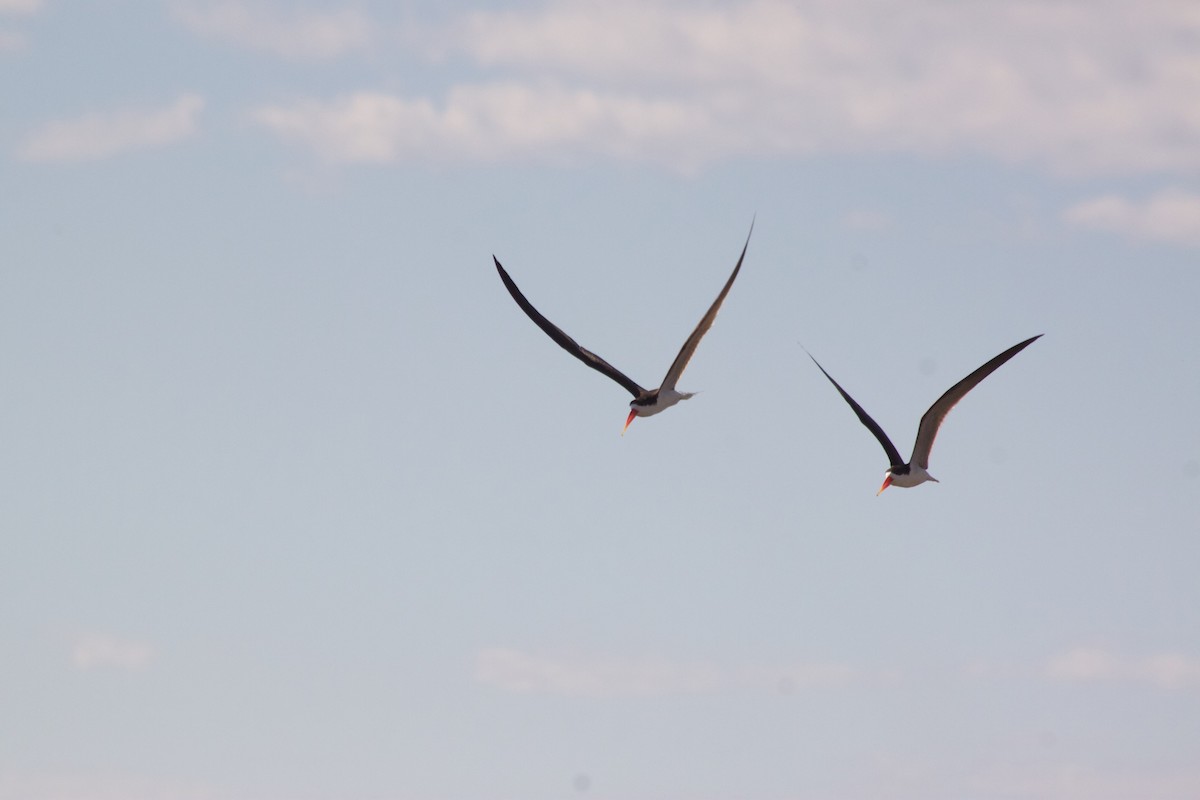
xmin=621 ymin=409 xmax=637 ymax=436
xmin=876 ymin=475 xmax=893 ymax=495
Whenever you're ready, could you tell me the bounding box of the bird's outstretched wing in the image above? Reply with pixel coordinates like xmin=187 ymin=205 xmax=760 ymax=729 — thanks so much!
xmin=494 ymin=256 xmax=646 ymax=398
xmin=910 ymin=334 xmax=1042 ymax=469
xmin=659 ymin=222 xmax=753 ymax=391
xmin=806 ymin=350 xmax=905 ymax=468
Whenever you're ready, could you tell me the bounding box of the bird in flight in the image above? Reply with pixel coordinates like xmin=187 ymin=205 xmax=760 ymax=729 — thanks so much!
xmin=494 ymin=224 xmax=752 ymax=435
xmin=806 ymin=334 xmax=1042 ymax=493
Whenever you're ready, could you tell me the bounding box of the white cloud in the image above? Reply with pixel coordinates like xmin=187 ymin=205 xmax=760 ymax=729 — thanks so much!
xmin=1140 ymin=653 xmax=1200 ymax=689
xmin=0 ymin=0 xmax=42 ymax=14
xmin=447 ymin=0 xmax=1200 ymax=175
xmin=475 ymin=648 xmax=722 ymax=697
xmin=256 ymin=1 xmax=1200 ymax=173
xmin=1047 ymin=646 xmax=1200 ymax=689
xmin=18 ymin=94 xmax=204 ymax=162
xmin=173 ymin=1 xmax=371 ymax=59
xmin=1046 ymin=647 xmax=1119 ymax=681
xmin=71 ymin=632 xmax=155 ymax=671
xmin=253 ymin=86 xmax=718 ymax=170
xmin=456 ymin=0 xmax=864 ymax=87
xmin=1063 ymin=189 xmax=1200 ymax=247
xmin=474 ymin=647 xmax=869 ymax=697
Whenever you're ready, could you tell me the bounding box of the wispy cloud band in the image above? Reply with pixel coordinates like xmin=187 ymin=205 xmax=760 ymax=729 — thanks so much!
xmin=172 ymin=1 xmax=371 ymax=59
xmin=1047 ymin=646 xmax=1200 ymax=689
xmin=253 ymin=86 xmax=716 ymax=169
xmin=474 ymin=647 xmax=873 ymax=697
xmin=18 ymin=94 xmax=205 ymax=162
xmin=248 ymin=0 xmax=1200 ymax=174
xmin=0 ymin=0 xmax=42 ymax=14
xmin=1064 ymin=190 xmax=1200 ymax=248
xmin=72 ymin=632 xmax=155 ymax=671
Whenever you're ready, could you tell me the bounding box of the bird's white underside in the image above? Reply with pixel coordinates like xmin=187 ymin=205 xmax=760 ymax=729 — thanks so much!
xmin=888 ymin=464 xmax=939 ymax=488
xmin=632 ymin=388 xmax=696 ymax=417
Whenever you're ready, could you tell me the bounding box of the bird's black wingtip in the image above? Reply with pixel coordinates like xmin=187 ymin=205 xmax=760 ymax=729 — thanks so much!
xmin=799 ymin=345 xmax=818 ymax=368
xmin=799 ymin=343 xmax=824 ymax=370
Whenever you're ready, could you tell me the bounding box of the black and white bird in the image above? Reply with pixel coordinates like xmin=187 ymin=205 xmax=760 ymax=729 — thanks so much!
xmin=806 ymin=335 xmax=1042 ymax=493
xmin=493 ymin=226 xmax=751 ymax=434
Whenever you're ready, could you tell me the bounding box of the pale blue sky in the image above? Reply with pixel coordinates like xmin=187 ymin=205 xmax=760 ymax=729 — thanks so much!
xmin=2 ymin=2 xmax=1199 ymax=799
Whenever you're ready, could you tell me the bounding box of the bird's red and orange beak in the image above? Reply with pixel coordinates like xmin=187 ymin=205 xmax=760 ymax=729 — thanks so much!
xmin=621 ymin=408 xmax=637 ymax=436
xmin=876 ymin=474 xmax=893 ymax=495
